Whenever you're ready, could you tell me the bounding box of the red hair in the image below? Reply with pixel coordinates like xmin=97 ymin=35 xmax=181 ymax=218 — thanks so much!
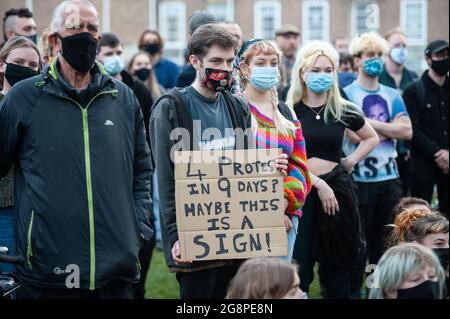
xmin=392 ymin=209 xmax=449 ymax=244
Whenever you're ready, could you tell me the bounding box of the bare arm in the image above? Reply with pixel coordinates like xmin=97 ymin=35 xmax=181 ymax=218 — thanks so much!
xmin=346 ymin=129 xmax=362 ymax=144
xmin=309 ymin=172 xmax=340 ymax=216
xmin=342 ymin=121 xmax=380 ymax=173
xmin=366 ymin=112 xmax=413 ymax=141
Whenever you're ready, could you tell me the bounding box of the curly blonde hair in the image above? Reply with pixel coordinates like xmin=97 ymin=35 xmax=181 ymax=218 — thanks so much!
xmin=349 ymin=32 xmax=390 ymax=57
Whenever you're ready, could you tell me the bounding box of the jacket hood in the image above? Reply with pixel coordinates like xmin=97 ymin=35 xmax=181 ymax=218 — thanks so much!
xmin=36 ymin=58 xmax=116 ymax=99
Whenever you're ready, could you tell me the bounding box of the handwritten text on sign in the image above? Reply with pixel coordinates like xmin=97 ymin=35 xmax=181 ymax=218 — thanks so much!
xmin=175 ymin=149 xmax=288 ymax=261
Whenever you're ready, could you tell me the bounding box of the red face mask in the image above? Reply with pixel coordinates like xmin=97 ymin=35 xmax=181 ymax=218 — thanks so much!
xmin=203 ymin=68 xmax=233 ymax=92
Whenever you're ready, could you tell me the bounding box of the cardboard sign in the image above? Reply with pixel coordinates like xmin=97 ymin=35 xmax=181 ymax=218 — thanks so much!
xmin=175 ymin=149 xmax=288 ymax=261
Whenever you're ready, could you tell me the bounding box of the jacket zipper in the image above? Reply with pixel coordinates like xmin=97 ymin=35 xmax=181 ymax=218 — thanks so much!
xmin=56 ymin=90 xmax=118 ymax=290
xmin=26 ymin=210 xmax=35 ymax=268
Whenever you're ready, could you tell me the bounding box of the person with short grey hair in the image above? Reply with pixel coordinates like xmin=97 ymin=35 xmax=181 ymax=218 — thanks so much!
xmin=0 ymin=0 xmax=153 ymax=299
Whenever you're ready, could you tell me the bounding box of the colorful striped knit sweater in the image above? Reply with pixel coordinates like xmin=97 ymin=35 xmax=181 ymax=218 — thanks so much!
xmin=249 ymin=103 xmax=312 ymax=217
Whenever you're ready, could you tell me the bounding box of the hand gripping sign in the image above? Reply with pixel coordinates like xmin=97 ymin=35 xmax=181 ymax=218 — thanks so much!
xmin=175 ymin=149 xmax=288 ymax=261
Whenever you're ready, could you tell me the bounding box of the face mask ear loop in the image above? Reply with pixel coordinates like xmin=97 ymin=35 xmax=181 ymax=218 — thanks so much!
xmin=196 ymin=55 xmax=203 ymax=70
xmin=243 ymin=64 xmax=251 ymax=83
xmin=54 ymin=33 xmax=64 ymax=56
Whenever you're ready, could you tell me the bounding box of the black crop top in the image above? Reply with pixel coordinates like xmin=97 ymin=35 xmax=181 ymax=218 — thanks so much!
xmin=295 ymin=101 xmax=365 ymax=163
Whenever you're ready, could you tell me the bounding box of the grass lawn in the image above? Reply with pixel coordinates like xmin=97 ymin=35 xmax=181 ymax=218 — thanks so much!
xmin=145 ymin=250 xmax=179 ymax=299
xmin=145 ymin=250 xmax=323 ymax=299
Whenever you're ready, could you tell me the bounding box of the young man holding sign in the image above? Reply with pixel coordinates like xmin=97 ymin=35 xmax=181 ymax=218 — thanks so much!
xmin=150 ymin=24 xmax=291 ymax=299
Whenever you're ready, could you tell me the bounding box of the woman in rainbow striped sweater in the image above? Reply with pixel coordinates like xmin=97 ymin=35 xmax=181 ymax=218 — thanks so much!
xmin=236 ymin=39 xmax=312 ymax=262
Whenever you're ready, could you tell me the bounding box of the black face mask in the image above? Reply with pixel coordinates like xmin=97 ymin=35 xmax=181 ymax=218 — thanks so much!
xmin=433 ymin=248 xmax=449 ymax=270
xmin=57 ymin=32 xmax=97 ymax=72
xmin=397 ymin=280 xmax=440 ymax=299
xmin=144 ymin=43 xmax=161 ymax=55
xmin=431 ymin=58 xmax=449 ymax=76
xmin=15 ymin=33 xmax=37 ymax=44
xmin=4 ymin=63 xmax=39 ymax=87
xmin=202 ymin=67 xmax=233 ymax=92
xmin=135 ymin=68 xmax=150 ymax=81
xmin=25 ymin=34 xmax=38 ymax=44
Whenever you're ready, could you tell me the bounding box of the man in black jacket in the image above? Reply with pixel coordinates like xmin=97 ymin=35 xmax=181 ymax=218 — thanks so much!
xmin=97 ymin=32 xmax=155 ymax=299
xmin=403 ymin=40 xmax=449 ymax=216
xmin=379 ymin=28 xmax=419 ymax=197
xmin=0 ymin=0 xmax=153 ymax=299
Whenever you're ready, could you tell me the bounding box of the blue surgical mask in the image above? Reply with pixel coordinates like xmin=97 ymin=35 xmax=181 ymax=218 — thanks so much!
xmin=249 ymin=67 xmax=280 ymax=91
xmin=305 ymin=72 xmax=334 ymax=94
xmin=103 ymin=55 xmax=124 ymax=76
xmin=364 ymin=57 xmax=384 ymax=77
xmin=390 ymin=47 xmax=409 ymax=65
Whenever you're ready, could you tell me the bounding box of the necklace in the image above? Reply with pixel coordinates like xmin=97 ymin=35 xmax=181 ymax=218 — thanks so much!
xmin=306 ymin=105 xmax=325 ymax=120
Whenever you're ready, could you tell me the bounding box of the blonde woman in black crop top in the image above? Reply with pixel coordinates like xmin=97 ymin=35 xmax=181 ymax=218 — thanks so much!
xmin=286 ymin=41 xmax=379 ymax=299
